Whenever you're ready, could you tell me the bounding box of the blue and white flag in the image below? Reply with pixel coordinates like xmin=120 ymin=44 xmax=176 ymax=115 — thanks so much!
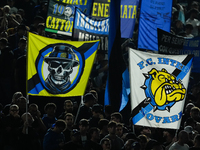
xmin=129 ymin=48 xmax=193 ymax=129
xmin=138 ymin=0 xmax=172 ymax=51
xmin=73 ymin=8 xmax=109 ymax=51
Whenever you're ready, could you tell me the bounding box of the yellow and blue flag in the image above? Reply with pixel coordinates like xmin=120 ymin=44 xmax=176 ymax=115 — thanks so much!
xmin=27 ymin=32 xmax=99 ymax=97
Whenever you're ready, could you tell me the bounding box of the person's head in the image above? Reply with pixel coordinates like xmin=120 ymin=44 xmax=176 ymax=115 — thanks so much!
xmin=16 ymin=96 xmax=27 ymax=110
xmin=64 ymin=6 xmax=73 ymax=19
xmin=21 ymin=112 xmax=34 ymax=126
xmin=83 ymin=93 xmax=96 ymax=107
xmin=185 ymin=23 xmax=194 ymax=35
xmin=28 ymin=103 xmax=39 ymax=117
xmin=37 ymin=23 xmax=45 ymax=35
xmin=174 ymin=20 xmax=183 ymax=30
xmin=138 ymin=134 xmax=148 ymax=149
xmin=71 ymin=129 xmax=80 ymax=142
xmin=194 ymin=134 xmax=200 ymax=147
xmin=184 ymin=117 xmax=196 ymax=129
xmin=9 ymin=104 xmax=19 ymax=116
xmin=111 ymin=112 xmax=122 ymax=123
xmin=189 ymin=8 xmax=199 ymax=19
xmin=63 ymin=100 xmax=73 ymax=113
xmin=54 ymin=119 xmax=67 ymax=133
xmin=178 ymin=130 xmax=189 ymax=144
xmin=116 ymin=123 xmax=123 ymax=137
xmin=191 ymin=83 xmax=200 ymax=96
xmin=163 ymin=129 xmax=176 ymax=141
xmin=3 ymin=5 xmax=10 ymax=14
xmin=140 ymin=127 xmax=151 ymax=138
xmin=12 ymin=91 xmax=23 ymax=104
xmin=191 ymin=2 xmax=199 ymax=11
xmin=33 ymin=16 xmax=44 ymax=26
xmin=124 ymin=132 xmax=139 ymax=143
xmin=15 ymin=14 xmax=23 ymax=24
xmin=17 ymin=24 xmax=27 ymax=37
xmin=64 ymin=113 xmax=74 ymax=127
xmin=98 ymin=119 xmax=109 ymax=131
xmin=79 ymin=119 xmax=89 ymax=133
xmin=124 ymin=139 xmax=135 ymax=150
xmin=190 ymin=106 xmax=200 ymax=121
xmin=0 ymin=31 xmax=8 ymax=39
xmin=107 ymin=121 xmax=117 ymax=135
xmin=131 ymin=142 xmax=141 ymax=150
xmin=92 ymin=104 xmax=103 ymax=118
xmin=185 ymin=103 xmax=195 ymax=114
xmin=18 ymin=37 xmax=27 ymax=50
xmin=100 ymin=138 xmax=111 ymax=150
xmin=0 ymin=38 xmax=8 ymax=49
xmin=89 ymin=90 xmax=98 ymax=103
xmin=44 ymin=103 xmax=57 ymax=117
xmin=89 ymin=127 xmax=100 ymax=142
xmin=17 ymin=9 xmax=25 ymax=17
xmin=184 ymin=126 xmax=195 ymax=140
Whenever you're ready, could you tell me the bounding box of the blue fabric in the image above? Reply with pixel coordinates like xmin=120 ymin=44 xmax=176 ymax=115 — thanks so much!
xmin=182 ymin=36 xmax=200 ymax=73
xmin=43 ymin=129 xmax=65 ymax=150
xmin=138 ymin=0 xmax=172 ymax=51
xmin=74 ymin=9 xmax=109 ymax=35
xmin=119 ymin=68 xmax=130 ymax=112
xmin=121 ymin=0 xmax=140 ymax=38
xmin=104 ymin=0 xmax=121 ymax=109
xmin=178 ymin=9 xmax=185 ymax=24
xmin=42 ymin=115 xmax=57 ymax=129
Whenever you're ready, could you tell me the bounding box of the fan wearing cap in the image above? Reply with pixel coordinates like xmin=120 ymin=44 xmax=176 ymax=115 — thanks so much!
xmin=103 ymin=121 xmax=124 ymax=150
xmin=44 ymin=45 xmax=79 ymax=94
xmin=89 ymin=104 xmax=104 ymax=128
xmin=184 ymin=126 xmax=195 ymax=147
xmin=76 ymin=93 xmax=96 ymax=124
xmin=43 ymin=120 xmax=66 ymax=150
xmin=78 ymin=119 xmax=90 ymax=148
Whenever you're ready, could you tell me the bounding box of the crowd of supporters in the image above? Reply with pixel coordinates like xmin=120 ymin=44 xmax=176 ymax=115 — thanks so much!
xmin=1 ymin=0 xmax=200 ymax=150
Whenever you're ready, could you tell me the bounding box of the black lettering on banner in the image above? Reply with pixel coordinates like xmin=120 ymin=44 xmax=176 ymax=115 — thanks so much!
xmin=76 ymin=30 xmax=108 ymax=51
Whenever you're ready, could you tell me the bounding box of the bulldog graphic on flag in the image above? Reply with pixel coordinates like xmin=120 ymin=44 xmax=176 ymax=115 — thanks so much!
xmin=129 ymin=48 xmax=193 ymax=129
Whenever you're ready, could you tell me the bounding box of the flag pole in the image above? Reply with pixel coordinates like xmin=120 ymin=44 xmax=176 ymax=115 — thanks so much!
xmin=26 ymin=94 xmax=29 ymax=134
xmin=74 ymin=96 xmax=83 ymax=125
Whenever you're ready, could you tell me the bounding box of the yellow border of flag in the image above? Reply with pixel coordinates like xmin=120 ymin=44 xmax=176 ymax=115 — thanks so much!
xmin=27 ymin=32 xmax=99 ymax=97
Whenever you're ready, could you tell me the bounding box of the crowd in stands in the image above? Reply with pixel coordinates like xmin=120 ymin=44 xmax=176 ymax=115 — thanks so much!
xmin=1 ymin=0 xmax=200 ymax=150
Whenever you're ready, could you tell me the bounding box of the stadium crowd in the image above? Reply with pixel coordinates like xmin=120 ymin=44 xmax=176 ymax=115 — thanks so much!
xmin=1 ymin=0 xmax=200 ymax=150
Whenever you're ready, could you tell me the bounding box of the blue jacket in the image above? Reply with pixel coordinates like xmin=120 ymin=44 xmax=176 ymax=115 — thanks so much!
xmin=43 ymin=129 xmax=65 ymax=150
